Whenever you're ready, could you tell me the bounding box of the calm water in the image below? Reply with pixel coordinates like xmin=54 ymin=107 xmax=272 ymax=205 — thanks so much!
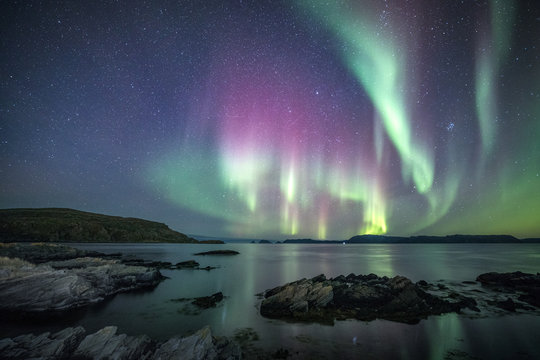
xmin=4 ymin=243 xmax=540 ymax=359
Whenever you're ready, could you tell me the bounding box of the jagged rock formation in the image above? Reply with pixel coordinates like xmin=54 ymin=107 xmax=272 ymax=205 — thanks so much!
xmin=260 ymin=273 xmax=477 ymax=324
xmin=0 ymin=325 xmax=241 ymax=360
xmin=0 ymin=256 xmax=163 ymax=312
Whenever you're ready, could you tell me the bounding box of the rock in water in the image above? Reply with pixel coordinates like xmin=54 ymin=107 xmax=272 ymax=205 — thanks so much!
xmin=476 ymin=271 xmax=540 ymax=307
xmin=194 ymin=250 xmax=240 ymax=256
xmin=260 ymin=273 xmax=477 ymax=324
xmin=0 ymin=257 xmax=163 ymax=313
xmin=192 ymin=292 xmax=224 ymax=309
xmin=176 ymin=260 xmax=200 ymax=268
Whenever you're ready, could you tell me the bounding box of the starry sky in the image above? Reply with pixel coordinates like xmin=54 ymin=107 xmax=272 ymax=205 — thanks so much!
xmin=1 ymin=0 xmax=539 ymax=240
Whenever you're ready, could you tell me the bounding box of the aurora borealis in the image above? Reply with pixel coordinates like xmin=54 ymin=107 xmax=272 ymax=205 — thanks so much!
xmin=1 ymin=1 xmax=539 ymax=239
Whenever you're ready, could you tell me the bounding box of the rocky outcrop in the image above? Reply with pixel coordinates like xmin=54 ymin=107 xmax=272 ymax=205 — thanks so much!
xmin=74 ymin=326 xmax=154 ymax=359
xmin=153 ymin=326 xmax=240 ymax=360
xmin=0 ymin=242 xmax=109 ymax=264
xmin=194 ymin=250 xmax=239 ymax=256
xmin=192 ymin=292 xmax=224 ymax=309
xmin=0 ymin=208 xmax=204 ymax=243
xmin=0 ymin=256 xmax=163 ymax=313
xmin=0 ymin=326 xmax=86 ymax=359
xmin=0 ymin=326 xmax=241 ymax=360
xmin=477 ymin=271 xmax=540 ymax=307
xmin=260 ymin=273 xmax=477 ymax=324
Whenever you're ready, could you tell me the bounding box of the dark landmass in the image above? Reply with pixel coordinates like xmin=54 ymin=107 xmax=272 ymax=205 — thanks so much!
xmin=284 ymin=238 xmax=344 ymax=244
xmin=0 ymin=325 xmax=240 ymax=360
xmin=283 ymin=234 xmax=538 ymax=244
xmin=349 ymin=234 xmax=521 ymax=243
xmin=259 ymin=272 xmax=540 ymax=325
xmin=194 ymin=250 xmax=240 ymax=256
xmin=0 ymin=208 xmax=223 ymax=243
xmin=521 ymin=238 xmax=540 ymax=243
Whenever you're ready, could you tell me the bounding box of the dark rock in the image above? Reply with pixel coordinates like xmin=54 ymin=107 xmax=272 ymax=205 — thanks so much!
xmin=200 ymin=266 xmax=217 ymax=271
xmin=417 ymin=280 xmax=428 ymax=286
xmin=192 ymin=292 xmax=224 ymax=309
xmin=194 ymin=250 xmax=240 ymax=256
xmin=260 ymin=273 xmax=477 ymax=324
xmin=495 ymin=298 xmax=517 ymax=312
xmin=476 ymin=271 xmax=540 ymax=287
xmin=176 ymin=260 xmax=199 ymax=268
xmin=477 ymin=271 xmax=540 ymax=308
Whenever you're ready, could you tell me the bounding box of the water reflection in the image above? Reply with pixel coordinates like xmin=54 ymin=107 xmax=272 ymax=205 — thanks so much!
xmin=3 ymin=243 xmax=539 ymax=358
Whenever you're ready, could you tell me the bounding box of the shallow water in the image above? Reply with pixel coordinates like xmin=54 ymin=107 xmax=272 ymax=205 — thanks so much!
xmin=3 ymin=243 xmax=540 ymax=359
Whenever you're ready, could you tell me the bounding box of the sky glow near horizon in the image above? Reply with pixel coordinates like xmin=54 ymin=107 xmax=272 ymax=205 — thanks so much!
xmin=1 ymin=0 xmax=539 ymax=239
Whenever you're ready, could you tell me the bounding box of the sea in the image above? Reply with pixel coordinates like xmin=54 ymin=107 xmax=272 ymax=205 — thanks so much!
xmin=3 ymin=243 xmax=540 ymax=359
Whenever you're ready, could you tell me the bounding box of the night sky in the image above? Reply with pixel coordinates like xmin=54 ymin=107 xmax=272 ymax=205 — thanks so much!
xmin=1 ymin=1 xmax=539 ymax=240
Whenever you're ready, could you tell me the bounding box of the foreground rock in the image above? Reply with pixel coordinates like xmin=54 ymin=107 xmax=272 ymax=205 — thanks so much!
xmin=0 ymin=325 xmax=241 ymax=360
xmin=260 ymin=273 xmax=477 ymax=324
xmin=194 ymin=250 xmax=240 ymax=256
xmin=0 ymin=256 xmax=163 ymax=313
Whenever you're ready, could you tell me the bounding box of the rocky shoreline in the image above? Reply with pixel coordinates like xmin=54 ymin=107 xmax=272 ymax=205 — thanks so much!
xmin=2 ymin=242 xmax=539 ymax=359
xmin=0 ymin=255 xmax=164 ymax=313
xmin=259 ymin=272 xmax=540 ymax=324
xmin=0 ymin=325 xmax=241 ymax=360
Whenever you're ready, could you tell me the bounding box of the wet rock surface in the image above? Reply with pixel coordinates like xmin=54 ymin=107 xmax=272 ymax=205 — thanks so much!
xmin=0 ymin=256 xmax=163 ymax=313
xmin=0 ymin=325 xmax=241 ymax=360
xmin=192 ymin=292 xmax=225 ymax=309
xmin=476 ymin=271 xmax=540 ymax=307
xmin=260 ymin=272 xmax=540 ymax=324
xmin=260 ymin=273 xmax=476 ymax=323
